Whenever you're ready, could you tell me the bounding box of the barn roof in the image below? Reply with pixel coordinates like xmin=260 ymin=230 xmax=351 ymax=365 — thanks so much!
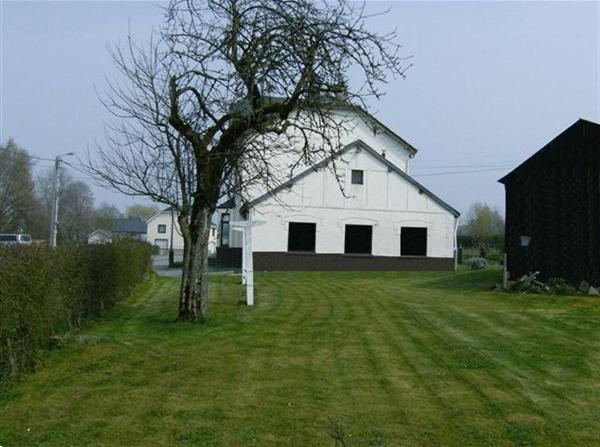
xmin=499 ymin=118 xmax=600 ymax=184
xmin=247 ymin=139 xmax=459 ymax=217
xmin=111 ymin=217 xmax=147 ymax=234
xmin=231 ymin=96 xmax=418 ymax=156
xmin=88 ymin=229 xmax=112 ymax=238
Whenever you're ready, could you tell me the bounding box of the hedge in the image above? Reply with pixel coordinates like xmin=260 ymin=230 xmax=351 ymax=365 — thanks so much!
xmin=0 ymin=240 xmax=152 ymax=385
xmin=457 ymin=234 xmax=504 ymax=250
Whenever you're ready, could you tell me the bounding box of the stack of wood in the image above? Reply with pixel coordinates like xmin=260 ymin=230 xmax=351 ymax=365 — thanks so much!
xmin=499 ymin=272 xmax=600 ymax=295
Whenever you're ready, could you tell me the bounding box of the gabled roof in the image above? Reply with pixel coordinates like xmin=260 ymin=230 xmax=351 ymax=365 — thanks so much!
xmin=247 ymin=139 xmax=459 ymax=217
xmin=88 ymin=229 xmax=112 ymax=239
xmin=146 ymin=206 xmax=175 ymax=224
xmin=499 ymin=118 xmax=600 ymax=184
xmin=146 ymin=206 xmax=220 ymax=228
xmin=339 ymin=104 xmax=418 ymax=156
xmin=217 ymin=197 xmax=236 ymax=209
xmin=231 ymin=96 xmax=418 ymax=156
xmin=111 ymin=218 xmax=147 ymax=234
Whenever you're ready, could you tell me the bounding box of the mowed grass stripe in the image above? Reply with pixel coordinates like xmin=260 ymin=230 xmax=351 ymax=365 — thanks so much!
xmin=419 ymin=307 xmax=574 ymax=403
xmin=396 ymin=306 xmax=566 ymax=445
xmin=409 ymin=303 xmax=577 ymax=433
xmin=370 ymin=286 xmax=596 ymax=442
xmin=361 ymin=284 xmax=509 ymax=445
xmin=2 ymin=269 xmax=600 ymax=446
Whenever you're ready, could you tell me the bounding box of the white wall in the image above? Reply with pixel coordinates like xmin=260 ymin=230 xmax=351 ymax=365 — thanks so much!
xmin=147 ymin=212 xmax=184 ymax=250
xmin=335 ymin=110 xmax=413 ymax=172
xmin=250 ymin=147 xmax=456 ymax=258
xmin=242 ymin=109 xmax=414 ymax=202
xmin=88 ymin=231 xmax=111 ymax=245
xmin=147 ymin=211 xmax=218 ymax=254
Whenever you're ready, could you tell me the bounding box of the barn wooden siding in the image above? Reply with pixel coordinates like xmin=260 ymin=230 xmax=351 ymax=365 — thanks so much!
xmin=500 ymin=120 xmax=600 ymax=284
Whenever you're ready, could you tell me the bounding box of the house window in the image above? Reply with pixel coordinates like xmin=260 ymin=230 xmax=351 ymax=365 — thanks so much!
xmin=351 ymin=169 xmax=364 ymax=185
xmin=158 ymin=224 xmax=167 ymax=234
xmin=401 ymin=227 xmax=427 ymax=256
xmin=154 ymin=238 xmax=168 ymax=250
xmin=344 ymin=225 xmax=372 ymax=254
xmin=287 ymin=222 xmax=316 ymax=252
xmin=220 ymin=213 xmax=230 ymax=247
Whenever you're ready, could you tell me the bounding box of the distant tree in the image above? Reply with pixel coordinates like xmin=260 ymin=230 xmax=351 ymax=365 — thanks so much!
xmin=59 ymin=181 xmax=96 ymax=244
xmin=0 ymin=139 xmax=40 ymax=234
xmin=36 ymin=168 xmax=97 ymax=244
xmin=36 ymin=166 xmax=69 ymax=238
xmin=126 ymin=204 xmax=159 ymax=221
xmin=94 ymin=203 xmax=123 ymax=230
xmin=461 ymin=202 xmax=504 ymax=248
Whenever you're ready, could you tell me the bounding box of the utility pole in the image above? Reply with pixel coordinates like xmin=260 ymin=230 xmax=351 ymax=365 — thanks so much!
xmin=169 ymin=206 xmax=175 ymax=267
xmin=49 ymin=152 xmax=74 ymax=248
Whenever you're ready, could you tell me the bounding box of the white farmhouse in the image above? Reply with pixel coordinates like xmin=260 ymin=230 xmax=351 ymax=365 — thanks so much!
xmin=147 ymin=207 xmax=218 ymax=255
xmin=87 ymin=229 xmax=112 ymax=245
xmin=216 ymin=106 xmax=460 ymax=271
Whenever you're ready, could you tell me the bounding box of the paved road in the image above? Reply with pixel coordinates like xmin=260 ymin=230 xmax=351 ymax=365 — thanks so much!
xmin=152 ymin=255 xmax=238 ymax=278
xmin=152 ymin=255 xmax=183 ymax=278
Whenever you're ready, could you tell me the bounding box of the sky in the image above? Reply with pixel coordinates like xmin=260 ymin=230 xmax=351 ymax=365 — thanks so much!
xmin=1 ymin=1 xmax=599 ymax=215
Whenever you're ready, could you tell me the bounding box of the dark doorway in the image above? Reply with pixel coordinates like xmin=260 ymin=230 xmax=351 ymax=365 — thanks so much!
xmin=401 ymin=227 xmax=427 ymax=256
xmin=288 ymin=222 xmax=317 ymax=252
xmin=344 ymin=225 xmax=372 ymax=254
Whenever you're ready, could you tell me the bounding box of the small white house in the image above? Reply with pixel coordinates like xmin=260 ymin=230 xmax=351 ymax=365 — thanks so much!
xmin=87 ymin=229 xmax=112 ymax=245
xmin=216 ymin=106 xmax=460 ymax=271
xmin=147 ymin=207 xmax=218 ymax=254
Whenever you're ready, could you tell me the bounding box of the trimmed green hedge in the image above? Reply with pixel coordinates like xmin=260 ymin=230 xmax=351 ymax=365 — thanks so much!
xmin=0 ymin=241 xmax=152 ymax=384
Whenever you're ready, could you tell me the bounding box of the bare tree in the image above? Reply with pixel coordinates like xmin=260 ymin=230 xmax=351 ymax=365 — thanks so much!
xmin=126 ymin=204 xmax=159 ymax=221
xmin=95 ymin=203 xmax=123 ymax=230
xmin=37 ymin=168 xmax=97 ymax=244
xmin=461 ymin=202 xmax=505 ymax=249
xmin=87 ymin=0 xmax=409 ymax=321
xmin=59 ymin=181 xmax=96 ymax=245
xmin=0 ymin=140 xmax=40 ymax=234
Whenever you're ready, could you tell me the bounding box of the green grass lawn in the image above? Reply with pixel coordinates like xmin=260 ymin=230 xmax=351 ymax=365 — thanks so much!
xmin=1 ymin=269 xmax=599 ymax=446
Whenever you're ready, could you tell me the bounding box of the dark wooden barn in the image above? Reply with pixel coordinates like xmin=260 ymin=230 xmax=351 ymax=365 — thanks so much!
xmin=499 ymin=119 xmax=600 ymax=284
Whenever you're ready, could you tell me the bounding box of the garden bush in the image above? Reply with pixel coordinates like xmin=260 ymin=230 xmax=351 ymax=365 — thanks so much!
xmin=0 ymin=240 xmax=151 ymax=385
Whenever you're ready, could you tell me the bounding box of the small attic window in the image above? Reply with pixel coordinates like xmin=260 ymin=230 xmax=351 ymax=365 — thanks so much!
xmin=351 ymin=170 xmax=364 ymax=185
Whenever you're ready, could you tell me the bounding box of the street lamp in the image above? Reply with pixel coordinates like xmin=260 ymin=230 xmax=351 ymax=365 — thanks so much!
xmin=49 ymin=152 xmax=74 ymax=248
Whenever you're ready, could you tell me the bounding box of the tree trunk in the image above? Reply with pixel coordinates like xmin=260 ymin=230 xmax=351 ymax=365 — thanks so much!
xmin=178 ymin=206 xmax=211 ymax=322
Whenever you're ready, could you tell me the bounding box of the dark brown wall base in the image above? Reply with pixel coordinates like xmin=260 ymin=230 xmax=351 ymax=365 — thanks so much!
xmin=216 ymin=247 xmax=242 ymax=268
xmin=253 ymin=252 xmax=455 ymax=271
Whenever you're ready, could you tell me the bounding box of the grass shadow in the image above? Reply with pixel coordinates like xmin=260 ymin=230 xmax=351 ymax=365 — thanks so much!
xmin=420 ymin=268 xmax=503 ymax=292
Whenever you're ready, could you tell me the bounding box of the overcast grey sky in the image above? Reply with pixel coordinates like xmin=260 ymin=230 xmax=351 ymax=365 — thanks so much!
xmin=1 ymin=1 xmax=599 ymax=214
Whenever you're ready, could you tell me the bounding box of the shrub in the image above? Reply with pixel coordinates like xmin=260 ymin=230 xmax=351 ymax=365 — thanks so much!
xmin=466 ymin=257 xmax=488 ymax=270
xmin=0 ymin=241 xmax=151 ymax=385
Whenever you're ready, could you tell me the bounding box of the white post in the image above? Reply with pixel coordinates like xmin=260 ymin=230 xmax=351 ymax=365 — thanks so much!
xmin=49 ymin=157 xmax=61 ymax=248
xmin=453 ymin=216 xmax=460 ymax=271
xmin=241 ymin=228 xmax=247 ymax=285
xmin=245 ymin=212 xmax=254 ymax=306
xmin=49 ymin=152 xmax=73 ymax=248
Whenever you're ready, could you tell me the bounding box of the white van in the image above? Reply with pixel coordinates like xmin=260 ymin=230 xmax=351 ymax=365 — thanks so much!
xmin=0 ymin=234 xmax=33 ymax=245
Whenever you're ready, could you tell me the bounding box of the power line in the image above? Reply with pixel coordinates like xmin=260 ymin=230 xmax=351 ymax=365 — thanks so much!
xmin=412 ymin=162 xmax=517 ymax=170
xmin=0 ymin=147 xmax=56 ymax=162
xmin=412 ymin=167 xmax=509 ymax=177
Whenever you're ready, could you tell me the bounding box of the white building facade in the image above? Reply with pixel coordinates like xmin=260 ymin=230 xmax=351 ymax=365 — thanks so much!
xmin=216 ymin=108 xmax=460 ymax=271
xmin=147 ymin=208 xmax=218 ymax=255
xmin=87 ymin=229 xmax=112 ymax=245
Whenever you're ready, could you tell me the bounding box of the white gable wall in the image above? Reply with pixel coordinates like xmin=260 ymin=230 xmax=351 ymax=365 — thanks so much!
xmin=334 ymin=110 xmax=413 ymax=172
xmin=249 ymin=147 xmax=456 ymax=258
xmin=148 ymin=211 xmax=219 ymax=254
xmin=147 ymin=212 xmax=185 ymax=250
xmin=242 ymin=109 xmax=414 ymax=203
